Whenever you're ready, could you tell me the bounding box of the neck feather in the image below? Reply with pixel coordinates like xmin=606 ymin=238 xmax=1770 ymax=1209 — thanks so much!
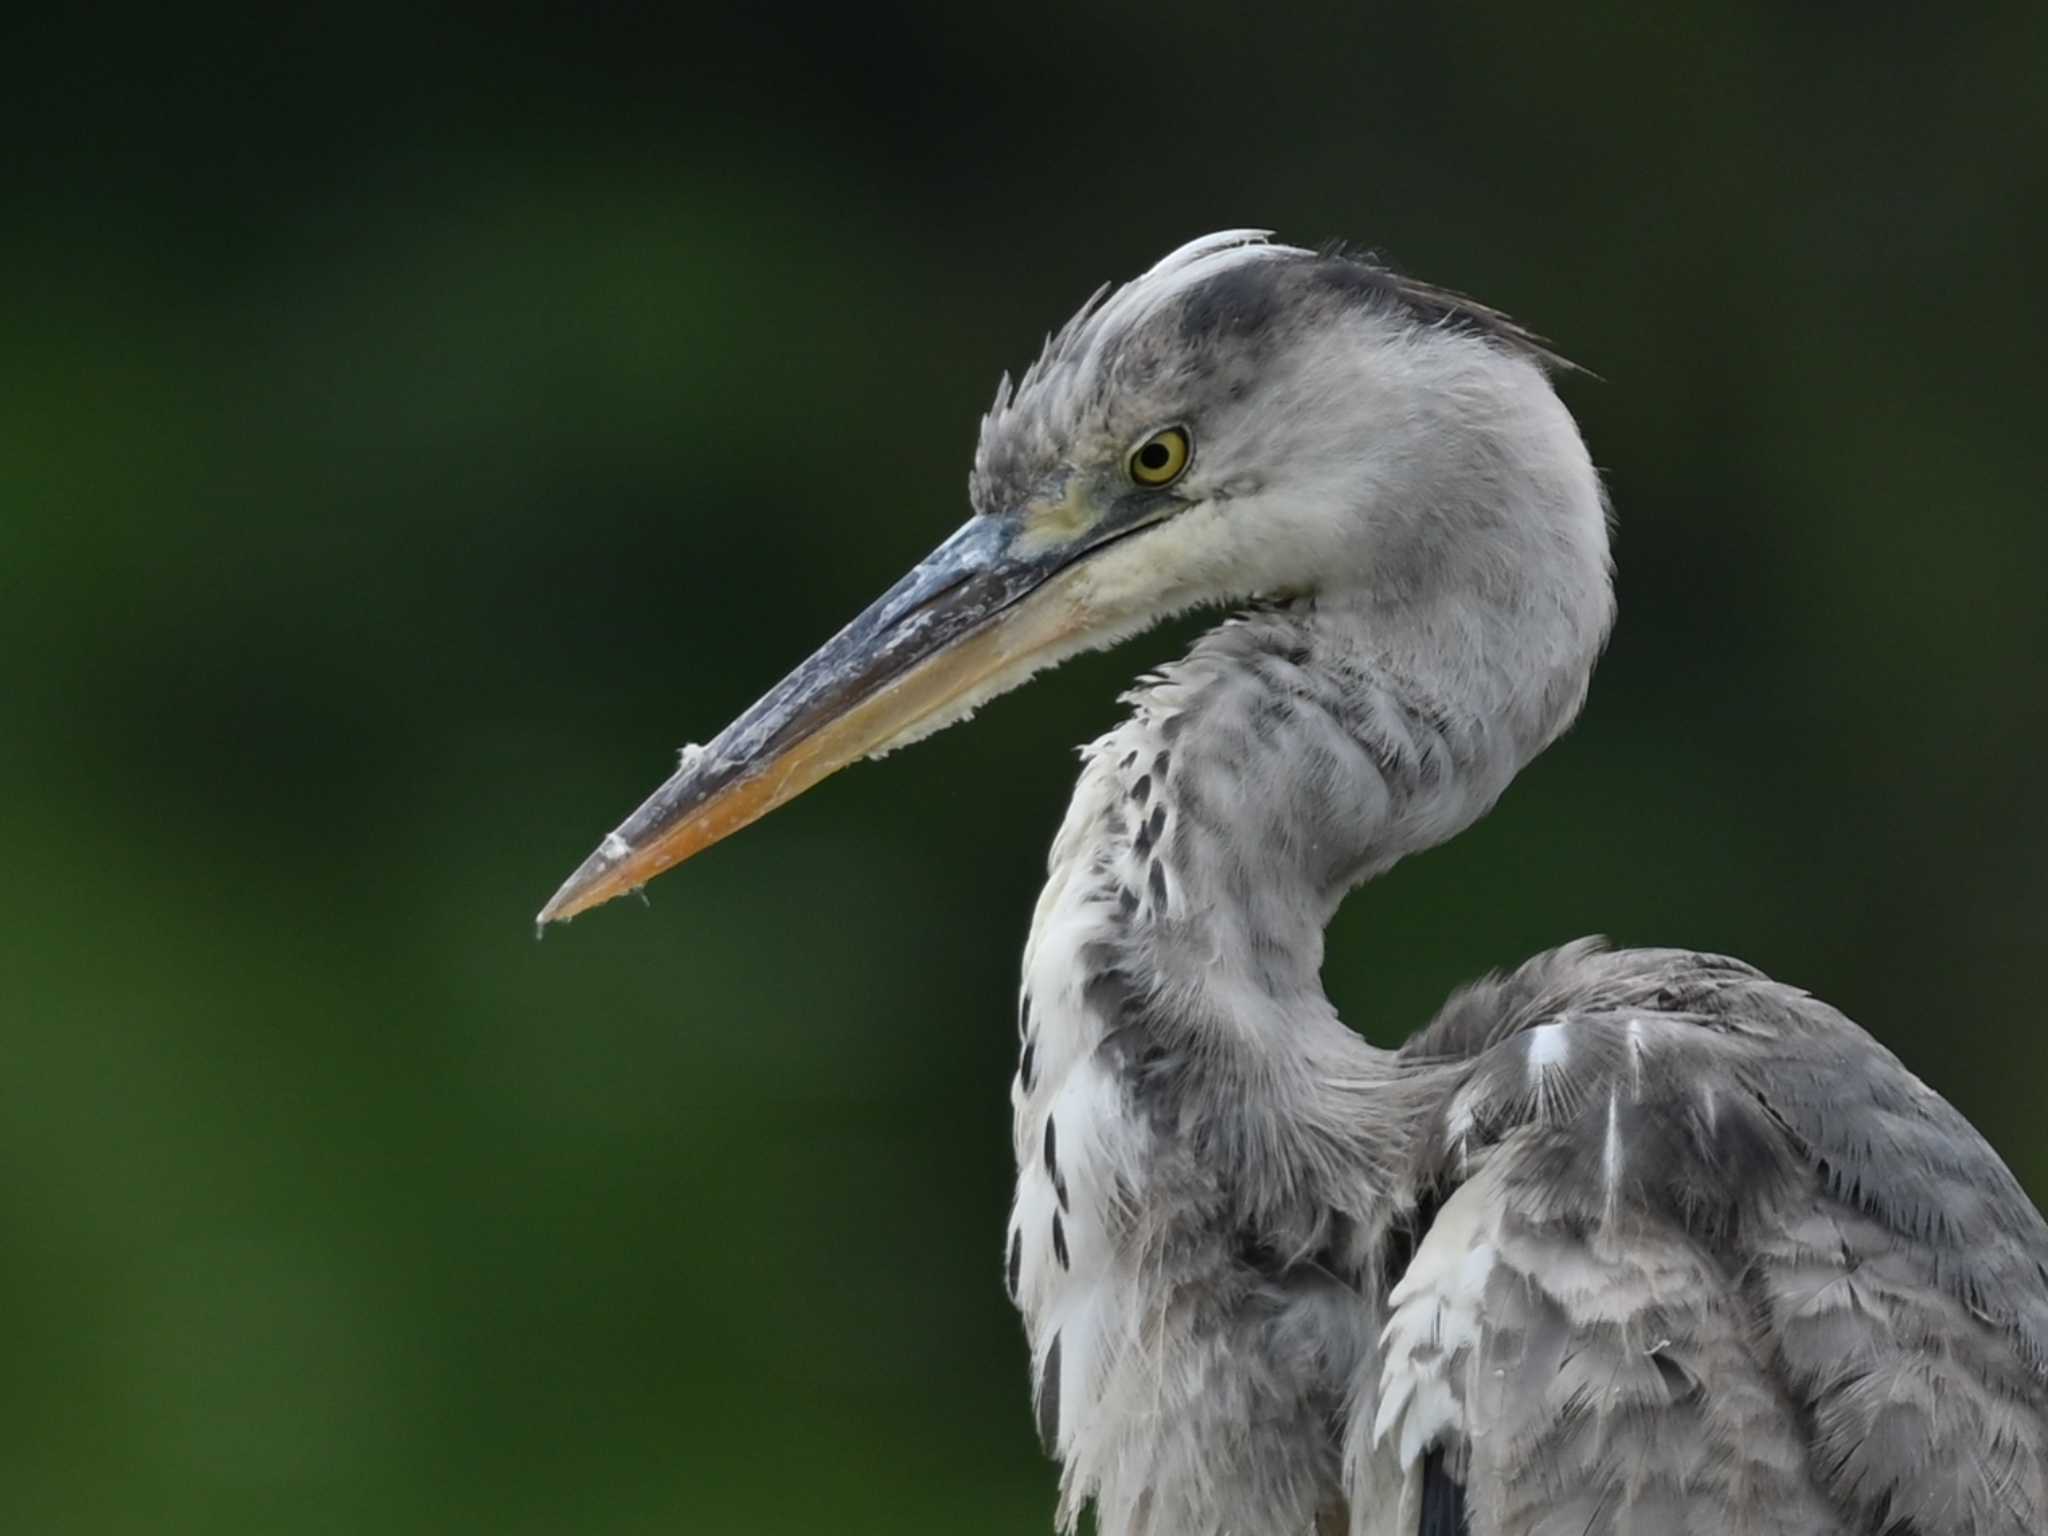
xmin=1116 ymin=596 xmax=1565 ymax=991
xmin=1019 ymin=593 xmax=1593 ymax=1206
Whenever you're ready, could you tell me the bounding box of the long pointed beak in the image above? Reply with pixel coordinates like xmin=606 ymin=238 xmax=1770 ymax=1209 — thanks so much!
xmin=538 ymin=487 xmax=1161 ymax=925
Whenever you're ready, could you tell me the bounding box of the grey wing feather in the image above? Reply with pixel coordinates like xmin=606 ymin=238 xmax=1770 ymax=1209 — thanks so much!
xmin=1358 ymin=939 xmax=2048 ymax=1536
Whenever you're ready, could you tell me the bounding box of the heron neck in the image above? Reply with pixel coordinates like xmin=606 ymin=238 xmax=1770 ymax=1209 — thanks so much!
xmin=1037 ymin=592 xmax=1571 ymax=1078
xmin=1019 ymin=593 xmax=1583 ymax=1215
xmin=1143 ymin=598 xmax=1542 ymax=977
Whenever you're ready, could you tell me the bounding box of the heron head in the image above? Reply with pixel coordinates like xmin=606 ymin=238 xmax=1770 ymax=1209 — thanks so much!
xmin=539 ymin=231 xmax=1609 ymax=924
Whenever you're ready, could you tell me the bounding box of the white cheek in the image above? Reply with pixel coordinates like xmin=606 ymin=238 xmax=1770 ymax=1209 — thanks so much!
xmin=1064 ymin=497 xmax=1315 ymax=620
xmin=1178 ymin=487 xmax=1369 ymax=602
xmin=1063 ymin=513 xmax=1219 ymax=621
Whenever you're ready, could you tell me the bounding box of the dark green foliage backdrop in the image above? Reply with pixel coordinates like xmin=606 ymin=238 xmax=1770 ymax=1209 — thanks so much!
xmin=6 ymin=7 xmax=2045 ymax=1531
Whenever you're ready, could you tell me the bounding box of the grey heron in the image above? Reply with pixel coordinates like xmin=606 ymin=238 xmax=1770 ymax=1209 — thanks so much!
xmin=538 ymin=231 xmax=2048 ymax=1535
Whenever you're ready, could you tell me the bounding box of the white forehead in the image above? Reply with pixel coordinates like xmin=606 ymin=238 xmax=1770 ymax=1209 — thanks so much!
xmin=1102 ymin=228 xmax=1300 ymax=328
xmin=993 ymin=231 xmax=1302 ymax=406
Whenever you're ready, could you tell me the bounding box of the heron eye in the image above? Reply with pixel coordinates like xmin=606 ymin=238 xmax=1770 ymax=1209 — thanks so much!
xmin=1127 ymin=427 xmax=1191 ymax=488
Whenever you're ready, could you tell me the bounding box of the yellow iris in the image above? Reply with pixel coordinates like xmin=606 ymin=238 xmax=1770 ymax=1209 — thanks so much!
xmin=1127 ymin=427 xmax=1191 ymax=487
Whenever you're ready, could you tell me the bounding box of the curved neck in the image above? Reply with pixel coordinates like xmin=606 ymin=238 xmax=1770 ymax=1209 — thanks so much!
xmin=1125 ymin=597 xmax=1555 ymax=998
xmin=1021 ymin=593 xmax=1590 ymax=1199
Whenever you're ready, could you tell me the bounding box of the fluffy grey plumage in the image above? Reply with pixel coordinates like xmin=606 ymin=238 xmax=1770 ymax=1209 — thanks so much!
xmin=975 ymin=234 xmax=2048 ymax=1535
xmin=543 ymin=230 xmax=2048 ymax=1536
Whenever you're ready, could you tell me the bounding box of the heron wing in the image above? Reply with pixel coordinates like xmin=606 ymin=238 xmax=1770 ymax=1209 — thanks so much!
xmin=1356 ymin=940 xmax=2048 ymax=1536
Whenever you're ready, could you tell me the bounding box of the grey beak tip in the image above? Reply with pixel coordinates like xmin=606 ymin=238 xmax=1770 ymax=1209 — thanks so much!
xmin=534 ymin=843 xmax=619 ymax=930
xmin=533 ymin=892 xmax=572 ymax=931
xmin=534 ymin=882 xmax=578 ymax=930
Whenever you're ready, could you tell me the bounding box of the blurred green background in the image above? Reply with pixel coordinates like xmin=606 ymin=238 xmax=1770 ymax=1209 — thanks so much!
xmin=6 ymin=6 xmax=2046 ymax=1532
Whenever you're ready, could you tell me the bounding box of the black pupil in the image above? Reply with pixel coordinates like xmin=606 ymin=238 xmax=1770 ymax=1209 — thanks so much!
xmin=1138 ymin=440 xmax=1172 ymax=472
